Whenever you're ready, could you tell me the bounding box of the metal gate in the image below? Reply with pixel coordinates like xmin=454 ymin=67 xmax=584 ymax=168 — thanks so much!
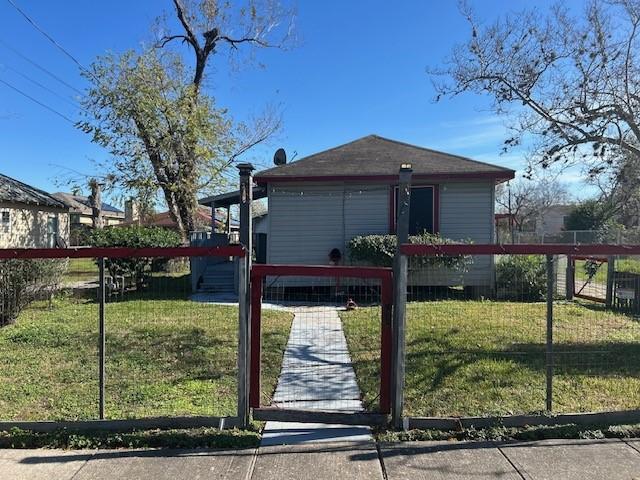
xmin=249 ymin=264 xmax=392 ymax=425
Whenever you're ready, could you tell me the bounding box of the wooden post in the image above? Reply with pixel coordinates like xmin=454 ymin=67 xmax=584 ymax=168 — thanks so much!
xmin=380 ymin=274 xmax=393 ymax=414
xmin=545 ymin=254 xmax=554 ymax=412
xmin=249 ymin=275 xmax=262 ymax=408
xmin=237 ymin=163 xmax=254 ymax=428
xmin=98 ymin=257 xmax=106 ymax=420
xmin=392 ymin=165 xmax=412 ymax=429
xmin=606 ymin=255 xmax=615 ymax=308
xmin=565 ymin=255 xmax=574 ymax=300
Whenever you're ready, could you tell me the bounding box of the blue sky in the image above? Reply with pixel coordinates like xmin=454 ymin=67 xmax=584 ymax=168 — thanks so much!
xmin=0 ymin=0 xmax=590 ymax=205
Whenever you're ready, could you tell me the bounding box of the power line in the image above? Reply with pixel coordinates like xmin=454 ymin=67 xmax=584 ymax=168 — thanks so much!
xmin=0 ymin=77 xmax=75 ymax=124
xmin=4 ymin=0 xmax=87 ymax=72
xmin=0 ymin=39 xmax=83 ymax=95
xmin=0 ymin=62 xmax=82 ymax=110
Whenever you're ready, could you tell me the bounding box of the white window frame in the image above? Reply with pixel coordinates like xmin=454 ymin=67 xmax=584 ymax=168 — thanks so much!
xmin=0 ymin=209 xmax=11 ymax=235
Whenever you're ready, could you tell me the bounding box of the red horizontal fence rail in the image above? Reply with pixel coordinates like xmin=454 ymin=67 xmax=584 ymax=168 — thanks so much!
xmin=249 ymin=264 xmax=393 ymax=414
xmin=0 ymin=246 xmax=245 ymax=259
xmin=401 ymin=243 xmax=640 ymax=256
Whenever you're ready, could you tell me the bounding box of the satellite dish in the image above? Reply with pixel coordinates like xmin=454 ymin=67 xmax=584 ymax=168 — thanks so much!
xmin=274 ymin=148 xmax=287 ymax=166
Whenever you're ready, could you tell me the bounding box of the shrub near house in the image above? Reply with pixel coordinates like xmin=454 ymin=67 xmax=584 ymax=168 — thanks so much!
xmin=348 ymin=232 xmax=471 ymax=271
xmin=90 ymin=226 xmax=182 ymax=288
xmin=0 ymin=259 xmax=68 ymax=326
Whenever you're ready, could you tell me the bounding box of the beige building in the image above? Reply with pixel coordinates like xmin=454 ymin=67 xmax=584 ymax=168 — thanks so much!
xmin=0 ymin=173 xmax=70 ymax=249
xmin=52 ymin=192 xmax=125 ymax=227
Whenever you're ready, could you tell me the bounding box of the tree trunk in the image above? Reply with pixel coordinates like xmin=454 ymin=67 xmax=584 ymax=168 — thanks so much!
xmin=88 ymin=179 xmax=104 ymax=230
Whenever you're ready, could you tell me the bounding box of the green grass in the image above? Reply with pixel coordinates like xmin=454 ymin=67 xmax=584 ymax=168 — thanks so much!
xmin=341 ymin=299 xmax=640 ymax=417
xmin=0 ymin=274 xmax=293 ymax=421
xmin=377 ymin=422 xmax=640 ymax=443
xmin=617 ymin=258 xmax=640 ymax=274
xmin=0 ymin=426 xmax=260 ymax=449
xmin=65 ymin=258 xmax=99 ymax=283
xmin=574 ymin=257 xmax=640 ymax=283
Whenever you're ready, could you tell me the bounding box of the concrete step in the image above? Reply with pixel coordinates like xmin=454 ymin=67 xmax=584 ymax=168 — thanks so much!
xmin=199 ymin=287 xmax=235 ymax=293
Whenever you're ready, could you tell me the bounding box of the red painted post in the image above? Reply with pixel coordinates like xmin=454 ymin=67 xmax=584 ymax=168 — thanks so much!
xmin=249 ymin=274 xmax=263 ymax=408
xmin=380 ymin=274 xmax=393 ymax=414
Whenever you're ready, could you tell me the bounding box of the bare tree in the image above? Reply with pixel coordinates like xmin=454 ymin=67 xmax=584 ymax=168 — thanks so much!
xmin=432 ymin=1 xmax=640 ymax=177
xmin=496 ymin=177 xmax=570 ymax=232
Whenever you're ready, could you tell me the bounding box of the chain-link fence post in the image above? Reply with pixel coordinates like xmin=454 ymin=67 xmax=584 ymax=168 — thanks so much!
xmin=546 ymin=254 xmax=554 ymax=412
xmin=392 ymin=165 xmax=412 ymax=429
xmin=606 ymin=255 xmax=616 ymax=308
xmin=98 ymin=256 xmax=106 ymax=420
xmin=237 ymin=163 xmax=254 ymax=428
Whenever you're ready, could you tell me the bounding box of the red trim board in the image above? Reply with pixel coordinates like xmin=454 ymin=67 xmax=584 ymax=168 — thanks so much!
xmin=400 ymin=243 xmax=640 ymax=256
xmin=0 ymin=246 xmax=246 ymax=259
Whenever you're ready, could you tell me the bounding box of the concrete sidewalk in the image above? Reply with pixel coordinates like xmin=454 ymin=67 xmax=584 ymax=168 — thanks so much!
xmin=261 ymin=306 xmax=372 ymax=446
xmin=3 ymin=438 xmax=640 ymax=479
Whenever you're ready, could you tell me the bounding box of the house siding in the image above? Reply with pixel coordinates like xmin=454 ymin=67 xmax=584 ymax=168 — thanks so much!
xmin=266 ymin=181 xmax=495 ymax=287
xmin=267 ymin=183 xmax=389 ymax=285
xmin=0 ymin=202 xmax=70 ymax=249
xmin=411 ymin=181 xmax=495 ymax=287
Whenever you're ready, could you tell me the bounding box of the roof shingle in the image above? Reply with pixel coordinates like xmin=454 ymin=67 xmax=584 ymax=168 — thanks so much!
xmin=255 ymin=135 xmax=515 ymax=182
xmin=0 ymin=173 xmax=67 ymax=209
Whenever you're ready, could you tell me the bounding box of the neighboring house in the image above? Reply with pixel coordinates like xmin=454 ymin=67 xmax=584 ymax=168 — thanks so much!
xmin=201 ymin=135 xmax=514 ymax=290
xmin=52 ymin=192 xmax=125 ymax=227
xmin=0 ymin=173 xmax=70 ymax=249
xmin=535 ymin=205 xmax=574 ymax=235
xmin=118 ymin=205 xmax=221 ymax=232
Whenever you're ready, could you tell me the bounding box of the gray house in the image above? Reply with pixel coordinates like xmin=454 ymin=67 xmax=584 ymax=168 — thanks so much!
xmin=199 ymin=135 xmax=514 ymax=291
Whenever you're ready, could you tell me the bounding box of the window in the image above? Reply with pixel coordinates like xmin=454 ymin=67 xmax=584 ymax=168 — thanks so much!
xmin=394 ymin=185 xmax=437 ymax=235
xmin=70 ymin=213 xmax=80 ymax=225
xmin=0 ymin=210 xmax=10 ymax=234
xmin=47 ymin=215 xmax=59 ymax=248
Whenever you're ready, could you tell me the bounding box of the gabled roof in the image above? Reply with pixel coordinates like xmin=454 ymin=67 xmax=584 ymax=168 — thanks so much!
xmin=0 ymin=173 xmax=67 ymax=209
xmin=52 ymin=192 xmax=124 ymax=216
xmin=255 ymin=135 xmax=515 ymax=183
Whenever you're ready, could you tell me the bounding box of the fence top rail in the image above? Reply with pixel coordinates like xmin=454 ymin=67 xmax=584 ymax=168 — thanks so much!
xmin=0 ymin=245 xmax=246 ymax=260
xmin=252 ymin=263 xmax=392 ymax=280
xmin=400 ymin=243 xmax=640 ymax=256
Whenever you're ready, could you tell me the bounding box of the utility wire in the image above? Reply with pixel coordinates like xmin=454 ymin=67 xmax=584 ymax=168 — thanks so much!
xmin=0 ymin=77 xmax=75 ymax=124
xmin=0 ymin=62 xmax=82 ymax=110
xmin=4 ymin=0 xmax=87 ymax=72
xmin=0 ymin=39 xmax=83 ymax=95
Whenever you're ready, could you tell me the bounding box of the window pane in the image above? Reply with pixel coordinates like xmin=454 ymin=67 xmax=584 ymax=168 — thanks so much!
xmin=408 ymin=187 xmax=434 ymax=235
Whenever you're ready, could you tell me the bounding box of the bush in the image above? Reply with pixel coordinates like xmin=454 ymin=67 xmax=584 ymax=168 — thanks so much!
xmin=0 ymin=259 xmax=68 ymax=326
xmin=89 ymin=226 xmax=182 ymax=286
xmin=348 ymin=232 xmax=471 ymax=271
xmin=496 ymin=255 xmax=546 ymax=301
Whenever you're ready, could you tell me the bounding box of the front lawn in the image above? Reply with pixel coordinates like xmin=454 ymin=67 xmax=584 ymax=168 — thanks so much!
xmin=341 ymin=299 xmax=640 ymax=417
xmin=0 ymin=274 xmax=292 ymax=421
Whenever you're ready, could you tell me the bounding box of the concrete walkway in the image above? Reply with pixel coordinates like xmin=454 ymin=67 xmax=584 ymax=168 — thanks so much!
xmin=4 ymin=438 xmax=640 ymax=479
xmin=260 ymin=306 xmax=372 ymax=446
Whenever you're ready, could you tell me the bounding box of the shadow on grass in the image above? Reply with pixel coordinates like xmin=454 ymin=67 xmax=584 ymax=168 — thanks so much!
xmin=404 ymin=333 xmax=640 ymax=392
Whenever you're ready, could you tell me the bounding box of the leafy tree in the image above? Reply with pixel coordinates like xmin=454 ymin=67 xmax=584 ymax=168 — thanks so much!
xmin=564 ymin=199 xmax=613 ymax=231
xmin=79 ymin=0 xmax=295 ymax=241
xmin=432 ymin=1 xmax=640 ymax=177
